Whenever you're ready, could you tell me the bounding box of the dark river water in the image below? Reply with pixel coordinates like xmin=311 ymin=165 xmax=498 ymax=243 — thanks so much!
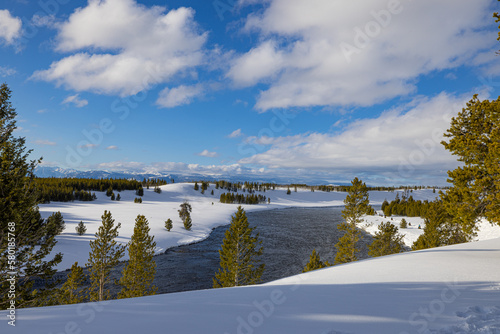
xmin=51 ymin=206 xmax=376 ymax=296
xmin=152 ymin=206 xmax=374 ymax=294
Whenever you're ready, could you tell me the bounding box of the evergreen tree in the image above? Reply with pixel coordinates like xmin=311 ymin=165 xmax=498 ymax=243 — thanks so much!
xmin=334 ymin=177 xmax=373 ymax=265
xmin=178 ymin=201 xmax=192 ymax=231
xmin=116 ymin=193 xmax=121 ymax=201
xmin=75 ymin=221 xmax=87 ymax=235
xmin=368 ymin=222 xmax=405 ymax=257
xmin=110 ymin=192 xmax=115 ymax=201
xmin=136 ymin=187 xmax=144 ymax=197
xmin=119 ymin=215 xmax=157 ymax=299
xmin=211 ymin=189 xmax=214 ymax=196
xmin=303 ymin=249 xmax=331 ymax=273
xmin=165 ymin=219 xmax=173 ymax=231
xmin=87 ymin=210 xmax=125 ymax=301
xmin=45 ymin=211 xmax=66 ymax=237
xmin=412 ymin=201 xmax=467 ymax=250
xmin=0 ymin=84 xmax=62 ymax=309
xmin=286 ymin=188 xmax=291 ymax=195
xmin=194 ymin=182 xmax=199 ymax=191
xmin=441 ymin=95 xmax=500 ymax=236
xmin=59 ymin=262 xmax=85 ymax=305
xmin=213 ymin=206 xmax=264 ymax=288
xmin=400 ymin=218 xmax=408 ymax=229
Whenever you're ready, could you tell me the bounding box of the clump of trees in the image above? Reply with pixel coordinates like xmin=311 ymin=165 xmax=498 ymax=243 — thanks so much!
xmin=178 ymin=201 xmax=192 ymax=230
xmin=368 ymin=222 xmax=405 ymax=257
xmin=219 ymin=193 xmax=267 ymax=205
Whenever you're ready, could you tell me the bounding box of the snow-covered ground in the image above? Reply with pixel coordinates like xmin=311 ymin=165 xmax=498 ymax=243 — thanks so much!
xmin=3 ymin=183 xmax=500 ymax=333
xmin=37 ymin=183 xmax=440 ymax=270
xmin=3 ymin=236 xmax=500 ymax=333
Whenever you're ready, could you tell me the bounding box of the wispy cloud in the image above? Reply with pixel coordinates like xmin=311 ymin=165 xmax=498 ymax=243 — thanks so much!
xmin=78 ymin=143 xmax=98 ymax=149
xmin=62 ymin=94 xmax=89 ymax=108
xmin=0 ymin=66 xmax=16 ymax=77
xmin=35 ymin=139 xmax=57 ymax=146
xmin=106 ymin=145 xmax=119 ymax=150
xmin=157 ymin=84 xmax=205 ymax=108
xmin=197 ymin=149 xmax=219 ymax=158
xmin=228 ymin=129 xmax=244 ymax=138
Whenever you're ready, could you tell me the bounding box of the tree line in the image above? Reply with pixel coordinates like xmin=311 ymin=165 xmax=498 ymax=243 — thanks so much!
xmin=219 ymin=193 xmax=268 ymax=205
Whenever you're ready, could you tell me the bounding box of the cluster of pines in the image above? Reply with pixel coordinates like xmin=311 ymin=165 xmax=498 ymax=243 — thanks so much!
xmin=213 ymin=180 xmax=275 ymax=192
xmin=382 ymin=195 xmax=433 ymax=217
xmin=35 ymin=178 xmax=142 ymax=203
xmin=219 ymin=192 xmax=267 ymax=205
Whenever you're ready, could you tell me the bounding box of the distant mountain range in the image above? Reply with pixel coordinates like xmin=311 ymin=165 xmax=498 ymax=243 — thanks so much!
xmin=34 ymin=166 xmax=341 ymax=185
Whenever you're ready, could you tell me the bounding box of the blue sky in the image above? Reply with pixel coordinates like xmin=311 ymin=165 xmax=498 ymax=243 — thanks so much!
xmin=1 ymin=0 xmax=499 ymax=185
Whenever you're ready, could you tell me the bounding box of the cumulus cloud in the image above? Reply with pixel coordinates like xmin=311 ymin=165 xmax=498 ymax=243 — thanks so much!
xmin=230 ymin=0 xmax=494 ymax=110
xmin=0 ymin=10 xmax=21 ymax=44
xmin=157 ymin=84 xmax=204 ymax=108
xmin=197 ymin=149 xmax=219 ymax=158
xmin=32 ymin=0 xmax=208 ymax=96
xmin=35 ymin=139 xmax=57 ymax=146
xmin=228 ymin=129 xmax=244 ymax=138
xmin=239 ymin=92 xmax=468 ymax=184
xmin=62 ymin=94 xmax=89 ymax=107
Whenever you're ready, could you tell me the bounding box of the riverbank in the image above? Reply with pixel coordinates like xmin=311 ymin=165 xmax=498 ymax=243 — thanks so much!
xmin=39 ymin=183 xmax=439 ymax=270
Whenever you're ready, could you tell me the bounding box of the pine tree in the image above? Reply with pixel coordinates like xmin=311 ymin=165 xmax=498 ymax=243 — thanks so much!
xmin=213 ymin=206 xmax=264 ymax=288
xmin=0 ymin=84 xmax=62 ymax=309
xmin=368 ymin=222 xmax=405 ymax=257
xmin=119 ymin=215 xmax=157 ymax=299
xmin=178 ymin=201 xmax=192 ymax=231
xmin=334 ymin=177 xmax=373 ymax=265
xmin=441 ymin=95 xmax=500 ymax=236
xmin=87 ymin=210 xmax=125 ymax=301
xmin=194 ymin=182 xmax=199 ymax=191
xmin=59 ymin=262 xmax=85 ymax=305
xmin=287 ymin=188 xmax=291 ymax=195
xmin=165 ymin=219 xmax=173 ymax=231
xmin=303 ymin=249 xmax=331 ymax=273
xmin=116 ymin=193 xmax=121 ymax=201
xmin=75 ymin=221 xmax=87 ymax=235
xmin=45 ymin=211 xmax=66 ymax=237
xmin=110 ymin=192 xmax=115 ymax=201
xmin=399 ymin=218 xmax=408 ymax=229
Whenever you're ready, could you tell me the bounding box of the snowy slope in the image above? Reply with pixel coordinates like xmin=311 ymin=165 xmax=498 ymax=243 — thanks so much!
xmin=3 ymin=237 xmax=500 ymax=333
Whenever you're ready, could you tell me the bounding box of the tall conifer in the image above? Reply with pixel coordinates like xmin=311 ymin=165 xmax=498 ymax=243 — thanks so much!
xmin=213 ymin=206 xmax=264 ymax=288
xmin=119 ymin=215 xmax=157 ymax=299
xmin=334 ymin=177 xmax=373 ymax=265
xmin=0 ymin=84 xmax=62 ymax=309
xmin=87 ymin=210 xmax=125 ymax=301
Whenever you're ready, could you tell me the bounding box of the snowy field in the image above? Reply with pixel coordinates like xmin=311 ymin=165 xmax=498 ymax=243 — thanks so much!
xmin=2 ymin=183 xmax=500 ymax=333
xmin=37 ymin=183 xmax=443 ymax=271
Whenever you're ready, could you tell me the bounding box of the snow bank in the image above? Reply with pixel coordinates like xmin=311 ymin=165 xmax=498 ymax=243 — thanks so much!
xmin=4 ymin=236 xmax=500 ymax=333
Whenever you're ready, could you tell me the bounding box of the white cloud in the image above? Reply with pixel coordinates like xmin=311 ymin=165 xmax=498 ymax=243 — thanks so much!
xmin=106 ymin=145 xmax=119 ymax=150
xmin=0 ymin=10 xmax=21 ymax=44
xmin=197 ymin=149 xmax=219 ymax=158
xmin=228 ymin=129 xmax=244 ymax=138
xmin=79 ymin=143 xmax=97 ymax=149
xmin=0 ymin=66 xmax=16 ymax=77
xmin=230 ymin=0 xmax=494 ymax=110
xmin=157 ymin=84 xmax=204 ymax=108
xmin=238 ymin=92 xmax=468 ymax=184
xmin=62 ymin=94 xmax=89 ymax=107
xmin=32 ymin=0 xmax=208 ymax=96
xmin=35 ymin=139 xmax=57 ymax=146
